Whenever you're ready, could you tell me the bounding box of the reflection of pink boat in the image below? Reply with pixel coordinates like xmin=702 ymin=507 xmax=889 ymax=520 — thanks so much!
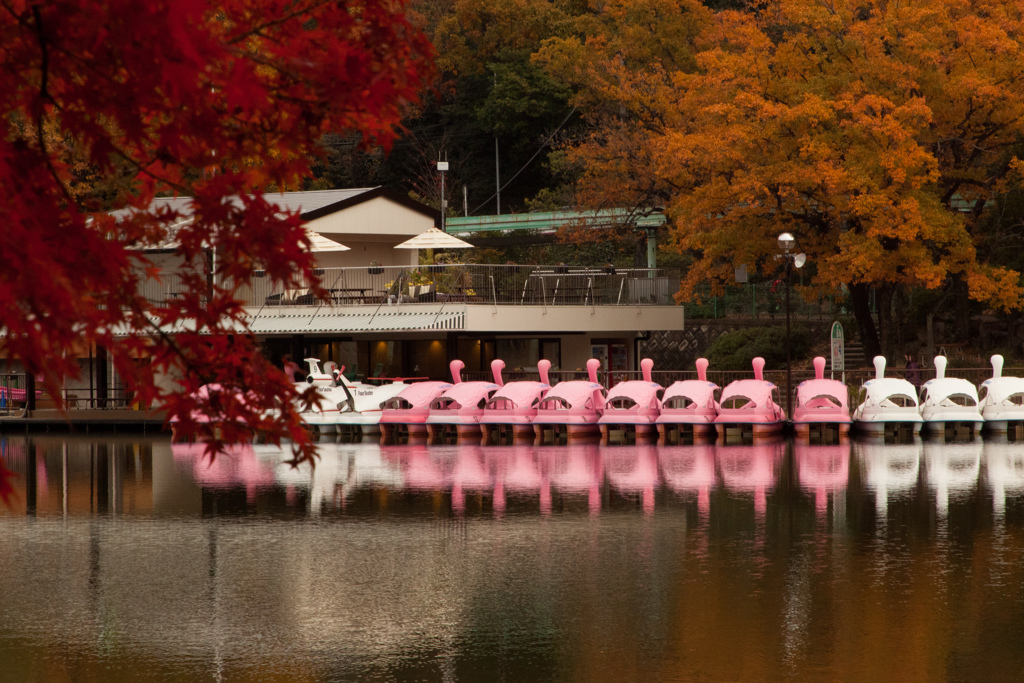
xmin=792 ymin=357 xmax=851 ymax=441
xmin=656 ymin=358 xmax=720 ymax=443
xmin=379 ymin=380 xmax=453 ymax=444
xmin=658 ymin=444 xmax=716 ymax=515
xmin=714 ymin=357 xmax=786 ymax=440
xmin=533 ymin=359 xmax=606 ymax=444
xmin=172 ymin=442 xmax=276 ymax=502
xmin=480 ymin=360 xmax=552 ymax=444
xmin=598 ymin=358 xmax=662 ymax=444
xmin=426 ymin=360 xmax=499 ymax=444
xmin=717 ymin=441 xmax=784 ymax=515
xmin=795 ymin=442 xmax=850 ymax=514
xmin=605 ymin=444 xmax=660 ymax=513
xmin=169 ymin=383 xmax=256 ymax=442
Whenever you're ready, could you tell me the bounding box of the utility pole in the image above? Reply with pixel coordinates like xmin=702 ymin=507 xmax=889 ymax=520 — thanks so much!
xmin=438 ymin=155 xmax=448 ymax=232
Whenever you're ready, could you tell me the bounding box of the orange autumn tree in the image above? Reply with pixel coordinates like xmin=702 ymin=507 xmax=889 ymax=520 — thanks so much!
xmin=538 ymin=0 xmax=1024 ymax=356
xmin=0 ymin=0 xmax=432 ymax=502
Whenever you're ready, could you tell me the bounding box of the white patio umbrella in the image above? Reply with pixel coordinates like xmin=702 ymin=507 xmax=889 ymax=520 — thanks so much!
xmin=393 ymin=227 xmax=473 ymax=250
xmin=306 ymin=230 xmax=350 ymax=252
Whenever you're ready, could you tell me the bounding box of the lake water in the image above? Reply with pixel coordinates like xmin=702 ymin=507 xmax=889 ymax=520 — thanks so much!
xmin=2 ymin=435 xmax=1024 ymax=681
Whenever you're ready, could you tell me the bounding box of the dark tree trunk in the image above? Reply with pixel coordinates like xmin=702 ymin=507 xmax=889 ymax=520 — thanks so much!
xmin=850 ymin=283 xmax=881 ymax=360
xmin=953 ymin=276 xmax=971 ymax=343
xmin=879 ymin=286 xmax=896 ymax=362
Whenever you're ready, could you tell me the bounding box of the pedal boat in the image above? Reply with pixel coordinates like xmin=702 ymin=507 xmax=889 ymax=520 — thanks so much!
xmin=792 ymin=357 xmax=851 ymax=442
xmin=379 ymin=380 xmax=453 ymax=444
xmin=297 ymin=358 xmax=408 ymax=439
xmin=480 ymin=359 xmax=552 ymax=444
xmin=532 ymin=358 xmax=606 ymax=445
xmin=714 ymin=357 xmax=786 ymax=440
xmin=655 ymin=358 xmax=720 ymax=444
xmin=852 ymin=356 xmax=923 ymax=439
xmin=979 ymin=354 xmax=1024 ymax=439
xmin=919 ymin=355 xmax=983 ymax=440
xmin=425 ymin=360 xmax=499 ymax=444
xmin=598 ymin=358 xmax=662 ymax=444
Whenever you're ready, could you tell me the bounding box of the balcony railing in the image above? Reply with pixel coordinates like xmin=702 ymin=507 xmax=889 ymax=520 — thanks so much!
xmin=140 ymin=265 xmax=682 ymax=308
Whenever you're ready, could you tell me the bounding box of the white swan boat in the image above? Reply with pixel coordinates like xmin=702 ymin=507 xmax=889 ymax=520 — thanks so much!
xmin=978 ymin=354 xmax=1024 ymax=439
xmin=297 ymin=358 xmax=409 ymax=438
xmin=852 ymin=356 xmax=923 ymax=438
xmin=919 ymin=355 xmax=983 ymax=440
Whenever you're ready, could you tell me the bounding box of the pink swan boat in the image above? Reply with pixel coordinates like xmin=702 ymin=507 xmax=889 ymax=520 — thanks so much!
xmin=598 ymin=358 xmax=663 ymax=444
xmin=792 ymin=357 xmax=851 ymax=441
xmin=655 ymin=358 xmax=720 ymax=444
xmin=379 ymin=379 xmax=453 ymax=444
xmin=714 ymin=357 xmax=786 ymax=440
xmin=480 ymin=359 xmax=552 ymax=444
xmin=425 ymin=360 xmax=499 ymax=444
xmin=532 ymin=358 xmax=607 ymax=444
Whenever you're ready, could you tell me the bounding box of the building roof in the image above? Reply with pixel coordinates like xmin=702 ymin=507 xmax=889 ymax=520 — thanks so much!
xmin=111 ymin=187 xmax=438 ymax=223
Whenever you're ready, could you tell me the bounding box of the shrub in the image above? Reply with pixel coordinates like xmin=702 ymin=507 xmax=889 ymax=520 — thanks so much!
xmin=705 ymin=326 xmax=813 ymax=371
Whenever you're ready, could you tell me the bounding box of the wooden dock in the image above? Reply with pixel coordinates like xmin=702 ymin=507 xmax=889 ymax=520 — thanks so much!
xmin=0 ymin=408 xmax=167 ymax=434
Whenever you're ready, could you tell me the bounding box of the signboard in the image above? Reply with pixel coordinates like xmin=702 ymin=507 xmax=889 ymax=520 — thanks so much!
xmin=830 ymin=321 xmax=844 ymax=381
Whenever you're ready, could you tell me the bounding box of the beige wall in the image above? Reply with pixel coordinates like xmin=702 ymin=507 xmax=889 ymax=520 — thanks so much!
xmin=306 ymin=196 xmax=435 ymax=237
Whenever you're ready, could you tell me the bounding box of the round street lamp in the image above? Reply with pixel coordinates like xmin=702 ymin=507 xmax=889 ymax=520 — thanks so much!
xmin=778 ymin=232 xmax=795 ymax=253
xmin=777 ymin=232 xmax=806 ymax=420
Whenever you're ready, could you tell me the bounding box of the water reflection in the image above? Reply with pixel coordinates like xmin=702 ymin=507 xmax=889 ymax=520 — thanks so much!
xmin=924 ymin=438 xmax=982 ymax=516
xmin=717 ymin=441 xmax=784 ymax=519
xmin=856 ymin=438 xmax=922 ymax=515
xmin=5 ymin=435 xmax=1024 ymax=681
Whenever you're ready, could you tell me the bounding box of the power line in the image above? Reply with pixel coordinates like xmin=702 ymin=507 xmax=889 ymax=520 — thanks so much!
xmin=469 ymin=107 xmax=577 ymax=216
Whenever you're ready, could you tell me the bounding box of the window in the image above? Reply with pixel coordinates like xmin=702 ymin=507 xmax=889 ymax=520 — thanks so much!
xmin=383 ymin=397 xmax=412 ymax=410
xmin=664 ymin=396 xmax=695 ymax=410
xmin=430 ymin=397 xmax=461 ymax=410
xmin=539 ymin=397 xmax=571 ymax=411
xmin=487 ymin=398 xmax=517 ymax=411
xmin=607 ymin=397 xmax=638 ymax=410
xmin=722 ymin=396 xmax=754 ymax=409
xmin=882 ymin=394 xmax=916 ymax=408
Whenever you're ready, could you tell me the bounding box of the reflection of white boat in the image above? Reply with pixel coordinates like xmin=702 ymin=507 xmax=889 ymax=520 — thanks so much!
xmin=852 ymin=356 xmax=923 ymax=438
xmin=919 ymin=356 xmax=983 ymax=440
xmin=984 ymin=438 xmax=1024 ymax=514
xmin=855 ymin=438 xmax=922 ymax=513
xmin=979 ymin=355 xmax=1024 ymax=438
xmin=923 ymin=438 xmax=982 ymax=514
xmin=297 ymin=358 xmax=409 ymax=437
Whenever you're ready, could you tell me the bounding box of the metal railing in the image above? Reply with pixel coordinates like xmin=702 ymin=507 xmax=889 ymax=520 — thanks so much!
xmin=0 ymin=374 xmax=135 ymax=414
xmin=138 ymin=264 xmax=682 ymax=309
xmin=683 ymin=282 xmax=845 ymax=319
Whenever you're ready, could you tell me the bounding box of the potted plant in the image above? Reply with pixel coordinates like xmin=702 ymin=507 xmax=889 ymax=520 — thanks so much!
xmin=407 ymin=268 xmax=434 ymax=297
xmin=368 ymin=261 xmax=384 ymax=275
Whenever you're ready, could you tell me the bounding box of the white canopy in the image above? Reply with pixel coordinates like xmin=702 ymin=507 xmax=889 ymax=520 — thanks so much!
xmin=394 ymin=227 xmax=472 ymax=250
xmin=307 ymin=230 xmax=350 ymax=252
